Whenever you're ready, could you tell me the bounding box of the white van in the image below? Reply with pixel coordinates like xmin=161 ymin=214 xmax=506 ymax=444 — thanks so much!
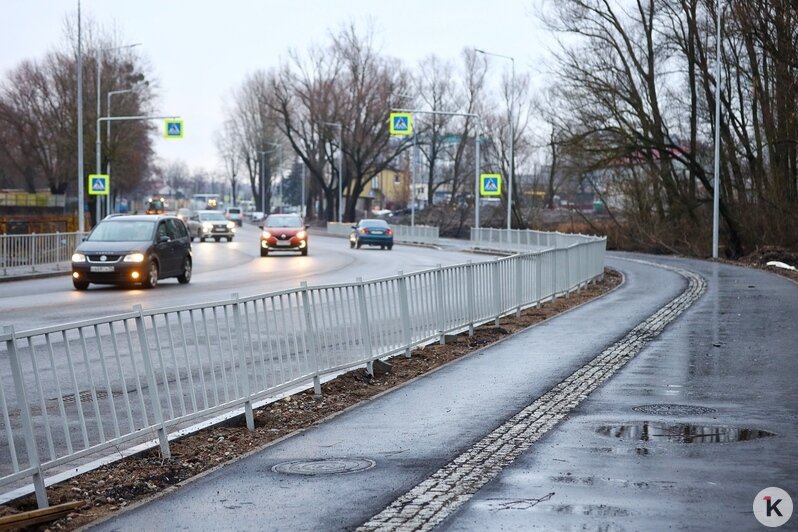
xmin=225 ymin=206 xmax=244 ymax=226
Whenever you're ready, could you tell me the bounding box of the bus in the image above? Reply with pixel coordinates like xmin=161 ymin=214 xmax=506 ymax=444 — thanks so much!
xmin=191 ymin=194 xmax=221 ymax=211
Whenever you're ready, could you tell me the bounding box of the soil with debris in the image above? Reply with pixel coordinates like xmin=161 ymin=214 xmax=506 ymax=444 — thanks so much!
xmin=0 ymin=268 xmax=646 ymax=530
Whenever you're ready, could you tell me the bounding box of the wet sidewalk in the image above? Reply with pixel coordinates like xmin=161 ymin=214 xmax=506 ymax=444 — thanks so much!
xmin=90 ymin=255 xmax=798 ymax=531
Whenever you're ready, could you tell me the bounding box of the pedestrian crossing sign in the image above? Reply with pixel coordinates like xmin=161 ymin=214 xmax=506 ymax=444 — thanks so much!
xmin=480 ymin=174 xmax=502 ymax=196
xmin=389 ymin=112 xmax=413 ymax=136
xmin=88 ymin=174 xmax=109 ymax=195
xmin=164 ymin=119 xmax=184 ymax=139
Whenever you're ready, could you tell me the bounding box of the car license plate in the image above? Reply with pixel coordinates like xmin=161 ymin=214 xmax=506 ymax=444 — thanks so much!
xmin=276 ymin=240 xmax=291 ymax=246
xmin=90 ymin=266 xmax=114 ymax=273
xmin=372 ymin=230 xmax=383 ymax=234
xmin=213 ymin=227 xmax=225 ymax=232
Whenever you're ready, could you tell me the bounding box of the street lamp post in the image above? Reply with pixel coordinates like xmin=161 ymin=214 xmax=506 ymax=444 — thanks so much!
xmin=95 ymin=42 xmax=140 ymax=222
xmin=712 ymin=4 xmax=723 ymax=259
xmin=259 ymin=143 xmax=281 ymax=214
xmin=322 ymin=122 xmax=343 ymax=222
xmin=476 ymin=48 xmax=515 ymax=230
xmin=105 ymin=89 xmax=133 ymax=215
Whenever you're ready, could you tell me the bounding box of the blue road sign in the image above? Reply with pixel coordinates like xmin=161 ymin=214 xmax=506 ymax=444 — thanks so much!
xmin=164 ymin=119 xmax=184 ymax=139
xmin=88 ymin=174 xmax=109 ymax=195
xmin=480 ymin=173 xmax=502 ymax=196
xmin=389 ymin=112 xmax=413 ymax=135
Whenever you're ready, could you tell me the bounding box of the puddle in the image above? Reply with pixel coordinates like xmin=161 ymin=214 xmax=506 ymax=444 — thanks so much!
xmin=632 ymin=404 xmax=717 ymax=416
xmin=596 ymin=422 xmax=775 ymax=443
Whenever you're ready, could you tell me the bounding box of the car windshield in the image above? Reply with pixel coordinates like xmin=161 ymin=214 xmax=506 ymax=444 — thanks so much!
xmin=228 ymin=208 xmax=241 ymax=214
xmin=199 ymin=212 xmax=226 ymax=221
xmin=265 ymin=216 xmax=303 ymax=228
xmin=88 ymin=220 xmax=154 ymax=241
xmin=360 ymin=220 xmax=389 ymax=229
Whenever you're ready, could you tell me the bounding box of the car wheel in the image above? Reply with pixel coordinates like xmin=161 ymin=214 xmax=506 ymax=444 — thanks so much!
xmin=177 ymin=257 xmax=192 ymax=284
xmin=381 ymin=245 xmax=385 ymax=250
xmin=142 ymin=260 xmax=159 ymax=289
xmin=227 ymin=237 xmax=233 ymax=242
xmin=350 ymin=240 xmax=355 ymax=249
xmin=387 ymin=244 xmax=393 ymax=250
xmin=72 ymin=278 xmax=89 ymax=290
xmin=200 ymin=236 xmax=206 ymax=242
xmin=301 ymin=247 xmax=308 ymax=256
xmin=260 ymin=248 xmax=269 ymax=257
xmin=214 ymin=237 xmax=221 ymax=242
xmin=356 ymin=240 xmax=362 ymax=249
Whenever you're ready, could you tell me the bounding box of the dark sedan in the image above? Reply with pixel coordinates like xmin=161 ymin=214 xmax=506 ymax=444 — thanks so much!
xmin=350 ymin=219 xmax=394 ymax=250
xmin=71 ymin=214 xmax=192 ymax=290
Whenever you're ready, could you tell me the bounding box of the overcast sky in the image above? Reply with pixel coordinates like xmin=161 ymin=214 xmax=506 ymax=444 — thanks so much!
xmin=1 ymin=0 xmax=550 ymax=174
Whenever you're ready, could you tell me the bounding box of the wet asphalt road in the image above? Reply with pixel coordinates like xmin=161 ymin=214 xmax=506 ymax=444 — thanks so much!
xmin=90 ymin=254 xmax=798 ymax=531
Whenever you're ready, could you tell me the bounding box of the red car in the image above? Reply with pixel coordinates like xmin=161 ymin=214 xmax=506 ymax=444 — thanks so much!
xmin=259 ymin=214 xmax=309 ymax=256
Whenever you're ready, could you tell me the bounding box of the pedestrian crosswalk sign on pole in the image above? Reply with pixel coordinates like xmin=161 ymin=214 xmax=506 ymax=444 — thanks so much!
xmin=480 ymin=173 xmax=502 ymax=196
xmin=88 ymin=174 xmax=109 ymax=195
xmin=164 ymin=119 xmax=184 ymax=139
xmin=389 ymin=112 xmax=413 ymax=136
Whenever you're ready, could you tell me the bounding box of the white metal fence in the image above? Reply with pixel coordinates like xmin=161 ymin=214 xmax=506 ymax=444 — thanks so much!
xmin=0 ymin=232 xmax=82 ymax=276
xmin=0 ymin=230 xmax=605 ymax=508
xmin=327 ymin=222 xmax=439 ymax=245
xmin=471 ymin=227 xmax=592 ymax=251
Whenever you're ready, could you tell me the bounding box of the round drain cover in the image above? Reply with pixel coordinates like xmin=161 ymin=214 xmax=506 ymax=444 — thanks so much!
xmin=272 ymin=458 xmax=375 ymax=476
xmin=632 ymin=404 xmax=717 ymax=416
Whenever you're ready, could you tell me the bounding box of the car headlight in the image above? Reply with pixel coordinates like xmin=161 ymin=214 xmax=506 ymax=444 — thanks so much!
xmin=227 ymin=222 xmax=235 ymax=230
xmin=72 ymin=253 xmax=86 ymax=262
xmin=123 ymin=253 xmax=145 ymax=263
xmin=202 ymin=222 xmax=213 ymax=231
xmin=296 ymin=230 xmax=307 ymax=239
xmin=261 ymin=230 xmax=272 ymax=239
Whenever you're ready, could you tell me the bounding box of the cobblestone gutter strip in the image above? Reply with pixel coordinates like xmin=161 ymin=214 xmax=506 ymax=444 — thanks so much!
xmin=358 ymin=262 xmax=706 ymax=532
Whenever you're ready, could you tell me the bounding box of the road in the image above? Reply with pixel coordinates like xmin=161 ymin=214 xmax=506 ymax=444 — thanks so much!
xmin=0 ymin=225 xmax=492 ymax=332
xmin=89 ymin=254 xmax=798 ymax=531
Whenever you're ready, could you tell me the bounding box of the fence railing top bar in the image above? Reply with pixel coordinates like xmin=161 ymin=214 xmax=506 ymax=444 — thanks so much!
xmin=0 ymin=232 xmax=82 ymax=239
xmin=4 ymin=310 xmax=141 ymax=339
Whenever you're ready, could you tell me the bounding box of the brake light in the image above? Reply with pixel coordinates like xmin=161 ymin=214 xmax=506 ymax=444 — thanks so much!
xmin=360 ymin=229 xmax=369 ymax=234
xmin=386 ymin=229 xmax=393 ymax=236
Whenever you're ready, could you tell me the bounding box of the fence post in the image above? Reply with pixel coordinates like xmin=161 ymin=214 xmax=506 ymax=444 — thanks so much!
xmin=535 ymin=252 xmax=543 ymax=309
xmin=397 ymin=271 xmax=412 ymax=358
xmin=5 ymin=325 xmax=48 ymax=508
xmin=515 ymin=255 xmax=523 ymax=317
xmin=2 ymin=234 xmax=7 ymax=276
xmin=435 ymin=265 xmax=446 ymax=344
xmin=300 ymin=282 xmax=322 ymax=397
xmin=492 ymin=257 xmax=502 ymax=325
xmin=132 ymin=306 xmax=171 ymax=457
xmin=466 ymin=261 xmax=475 ymax=336
xmin=231 ymin=294 xmax=255 ymax=431
xmin=355 ymin=278 xmax=375 ymax=375
xmin=565 ymin=247 xmax=571 ymax=299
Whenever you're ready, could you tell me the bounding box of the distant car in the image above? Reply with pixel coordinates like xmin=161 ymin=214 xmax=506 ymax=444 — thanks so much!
xmin=145 ymin=198 xmax=167 ymax=214
xmin=225 ymin=206 xmax=244 ymax=227
xmin=71 ymin=214 xmax=192 ymax=290
xmin=250 ymin=211 xmax=265 ymax=223
xmin=177 ymin=208 xmax=202 ymax=241
xmin=350 ymin=219 xmax=393 ymax=250
xmin=259 ymin=214 xmax=309 ymax=256
xmin=196 ymin=210 xmax=236 ymax=242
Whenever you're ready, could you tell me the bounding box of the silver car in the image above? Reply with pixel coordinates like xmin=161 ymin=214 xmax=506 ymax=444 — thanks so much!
xmin=195 ymin=210 xmax=236 ymax=242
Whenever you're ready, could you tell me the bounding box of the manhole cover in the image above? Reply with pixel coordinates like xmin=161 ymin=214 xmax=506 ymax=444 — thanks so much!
xmin=596 ymin=422 xmax=776 ymax=443
xmin=632 ymin=404 xmax=717 ymax=416
xmin=272 ymin=458 xmax=375 ymax=476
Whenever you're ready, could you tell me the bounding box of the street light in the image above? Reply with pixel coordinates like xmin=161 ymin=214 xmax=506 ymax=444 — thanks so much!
xmin=95 ymin=42 xmax=140 ymax=221
xmin=105 ymin=88 xmax=133 ymax=215
xmin=712 ymin=4 xmax=723 ymax=259
xmin=321 ymin=122 xmax=343 ymax=222
xmin=476 ymin=48 xmax=515 ymax=231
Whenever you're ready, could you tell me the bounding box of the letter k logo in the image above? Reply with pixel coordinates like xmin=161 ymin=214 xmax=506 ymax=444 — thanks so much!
xmin=765 ymin=495 xmax=783 ymax=517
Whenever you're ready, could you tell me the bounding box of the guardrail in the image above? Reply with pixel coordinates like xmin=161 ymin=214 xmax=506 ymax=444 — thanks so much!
xmin=0 ymin=230 xmax=605 ymax=507
xmin=1 ymin=232 xmax=82 ymax=276
xmin=327 ymin=222 xmax=439 ymax=245
xmin=471 ymin=227 xmax=591 ymax=251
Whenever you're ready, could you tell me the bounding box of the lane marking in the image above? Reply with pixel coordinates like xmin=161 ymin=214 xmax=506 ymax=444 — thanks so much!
xmin=359 ymin=262 xmax=706 ymax=531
